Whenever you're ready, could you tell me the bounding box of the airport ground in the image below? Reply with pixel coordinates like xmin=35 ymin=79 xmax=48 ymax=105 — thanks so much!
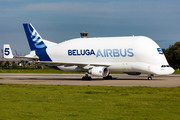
xmin=0 ymin=73 xmax=180 ymax=87
xmin=0 ymin=73 xmax=180 ymax=119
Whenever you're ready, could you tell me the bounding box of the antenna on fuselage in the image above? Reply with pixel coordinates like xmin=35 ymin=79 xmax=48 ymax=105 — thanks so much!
xmin=80 ymin=32 xmax=88 ymax=38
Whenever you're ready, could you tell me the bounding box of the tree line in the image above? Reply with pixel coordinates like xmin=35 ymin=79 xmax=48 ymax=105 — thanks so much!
xmin=0 ymin=61 xmax=41 ymax=69
xmin=162 ymin=41 xmax=180 ymax=69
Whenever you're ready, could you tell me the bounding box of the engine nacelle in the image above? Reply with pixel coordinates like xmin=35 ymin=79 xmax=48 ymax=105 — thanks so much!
xmin=89 ymin=67 xmax=109 ymax=77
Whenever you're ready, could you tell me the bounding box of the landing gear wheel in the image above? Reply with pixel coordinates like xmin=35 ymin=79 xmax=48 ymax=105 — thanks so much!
xmin=148 ymin=76 xmax=152 ymax=80
xmin=148 ymin=74 xmax=152 ymax=80
xmin=82 ymin=76 xmax=92 ymax=80
xmin=82 ymin=72 xmax=91 ymax=80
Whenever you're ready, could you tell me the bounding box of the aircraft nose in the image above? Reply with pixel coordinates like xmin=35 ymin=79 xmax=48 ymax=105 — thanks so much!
xmin=169 ymin=67 xmax=175 ymax=74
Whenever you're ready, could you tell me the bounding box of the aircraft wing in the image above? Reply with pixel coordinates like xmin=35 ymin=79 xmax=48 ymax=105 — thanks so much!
xmin=35 ymin=61 xmax=111 ymax=69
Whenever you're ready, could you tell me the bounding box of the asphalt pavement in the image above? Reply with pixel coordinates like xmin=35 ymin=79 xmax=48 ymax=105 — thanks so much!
xmin=0 ymin=73 xmax=180 ymax=87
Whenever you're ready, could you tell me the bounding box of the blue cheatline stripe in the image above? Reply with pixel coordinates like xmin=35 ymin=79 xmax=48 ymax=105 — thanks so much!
xmin=36 ymin=48 xmax=52 ymax=61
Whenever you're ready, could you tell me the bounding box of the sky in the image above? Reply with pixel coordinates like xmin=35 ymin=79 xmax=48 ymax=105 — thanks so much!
xmin=0 ymin=0 xmax=180 ymax=56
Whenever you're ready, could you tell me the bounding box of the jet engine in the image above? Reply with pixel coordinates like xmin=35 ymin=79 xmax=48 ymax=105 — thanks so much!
xmin=88 ymin=66 xmax=109 ymax=77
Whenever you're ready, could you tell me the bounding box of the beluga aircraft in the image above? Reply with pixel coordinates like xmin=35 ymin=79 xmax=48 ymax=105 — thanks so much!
xmin=23 ymin=23 xmax=174 ymax=80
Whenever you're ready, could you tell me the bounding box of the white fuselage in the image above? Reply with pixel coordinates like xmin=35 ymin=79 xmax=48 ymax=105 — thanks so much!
xmin=45 ymin=36 xmax=174 ymax=75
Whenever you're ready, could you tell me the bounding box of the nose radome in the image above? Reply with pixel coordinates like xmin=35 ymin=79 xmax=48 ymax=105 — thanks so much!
xmin=169 ymin=67 xmax=175 ymax=74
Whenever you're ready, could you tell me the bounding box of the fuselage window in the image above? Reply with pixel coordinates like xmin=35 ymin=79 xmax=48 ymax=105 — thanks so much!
xmin=161 ymin=65 xmax=170 ymax=67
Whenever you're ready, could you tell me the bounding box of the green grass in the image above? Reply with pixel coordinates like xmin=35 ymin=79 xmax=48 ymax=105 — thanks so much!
xmin=173 ymin=70 xmax=180 ymax=74
xmin=0 ymin=84 xmax=180 ymax=120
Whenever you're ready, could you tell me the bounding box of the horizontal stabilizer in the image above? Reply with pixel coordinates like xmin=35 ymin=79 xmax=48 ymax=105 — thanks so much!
xmin=14 ymin=51 xmax=39 ymax=61
xmin=14 ymin=56 xmax=39 ymax=61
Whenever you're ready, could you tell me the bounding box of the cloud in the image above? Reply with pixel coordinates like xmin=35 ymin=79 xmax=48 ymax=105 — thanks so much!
xmin=0 ymin=0 xmax=179 ymax=51
xmin=24 ymin=2 xmax=118 ymax=13
xmin=0 ymin=0 xmax=15 ymax=1
xmin=21 ymin=1 xmax=180 ymax=19
xmin=1 ymin=1 xmax=179 ymax=19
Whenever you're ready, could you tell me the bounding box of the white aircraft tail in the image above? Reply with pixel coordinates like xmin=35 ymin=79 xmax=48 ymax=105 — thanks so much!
xmin=23 ymin=23 xmax=57 ymax=61
xmin=3 ymin=44 xmax=13 ymax=58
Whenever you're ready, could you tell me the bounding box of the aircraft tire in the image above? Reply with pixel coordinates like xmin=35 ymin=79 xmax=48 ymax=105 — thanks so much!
xmin=82 ymin=76 xmax=91 ymax=80
xmin=103 ymin=76 xmax=112 ymax=80
xmin=148 ymin=77 xmax=152 ymax=80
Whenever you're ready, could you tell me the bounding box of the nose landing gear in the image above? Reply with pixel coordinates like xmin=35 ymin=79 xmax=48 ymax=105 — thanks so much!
xmin=148 ymin=74 xmax=153 ymax=80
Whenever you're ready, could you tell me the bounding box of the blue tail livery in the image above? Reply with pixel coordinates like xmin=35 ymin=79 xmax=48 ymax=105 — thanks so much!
xmin=23 ymin=23 xmax=57 ymax=61
xmin=23 ymin=23 xmax=47 ymax=51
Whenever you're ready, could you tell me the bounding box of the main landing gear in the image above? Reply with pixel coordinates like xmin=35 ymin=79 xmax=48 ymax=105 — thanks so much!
xmin=82 ymin=72 xmax=91 ymax=80
xmin=103 ymin=75 xmax=113 ymax=79
xmin=148 ymin=74 xmax=153 ymax=80
xmin=82 ymin=72 xmax=113 ymax=80
xmin=103 ymin=72 xmax=112 ymax=79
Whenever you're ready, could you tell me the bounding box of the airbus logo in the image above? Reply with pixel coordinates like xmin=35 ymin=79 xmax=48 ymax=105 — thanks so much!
xmin=96 ymin=48 xmax=134 ymax=57
xmin=68 ymin=48 xmax=134 ymax=57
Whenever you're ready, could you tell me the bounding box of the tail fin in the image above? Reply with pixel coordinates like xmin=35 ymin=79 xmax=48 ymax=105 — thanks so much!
xmin=23 ymin=23 xmax=57 ymax=61
xmin=23 ymin=23 xmax=46 ymax=51
xmin=15 ymin=50 xmax=18 ymax=56
xmin=3 ymin=44 xmax=13 ymax=58
xmin=23 ymin=23 xmax=57 ymax=51
xmin=1 ymin=49 xmax=3 ymax=57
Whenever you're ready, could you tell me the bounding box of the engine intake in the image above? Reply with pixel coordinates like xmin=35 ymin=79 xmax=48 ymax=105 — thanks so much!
xmin=89 ymin=66 xmax=109 ymax=77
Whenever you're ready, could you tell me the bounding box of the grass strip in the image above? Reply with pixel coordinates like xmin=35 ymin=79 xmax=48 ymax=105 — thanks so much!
xmin=0 ymin=84 xmax=179 ymax=120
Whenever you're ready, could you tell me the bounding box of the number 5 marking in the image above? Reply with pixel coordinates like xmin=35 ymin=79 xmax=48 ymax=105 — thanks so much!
xmin=5 ymin=48 xmax=10 ymax=55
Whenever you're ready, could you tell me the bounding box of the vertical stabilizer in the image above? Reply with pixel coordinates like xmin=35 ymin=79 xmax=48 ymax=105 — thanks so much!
xmin=23 ymin=23 xmax=57 ymax=61
xmin=23 ymin=23 xmax=46 ymax=51
xmin=1 ymin=49 xmax=3 ymax=58
xmin=3 ymin=44 xmax=13 ymax=58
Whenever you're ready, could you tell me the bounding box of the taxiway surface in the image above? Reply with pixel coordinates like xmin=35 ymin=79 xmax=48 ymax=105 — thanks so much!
xmin=0 ymin=73 xmax=179 ymax=87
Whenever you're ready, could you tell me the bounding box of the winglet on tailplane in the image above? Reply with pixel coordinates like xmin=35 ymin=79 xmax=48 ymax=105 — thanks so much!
xmin=3 ymin=44 xmax=13 ymax=59
xmin=23 ymin=23 xmax=57 ymax=61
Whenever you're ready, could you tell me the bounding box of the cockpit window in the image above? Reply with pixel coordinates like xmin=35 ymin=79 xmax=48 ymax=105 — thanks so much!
xmin=161 ymin=65 xmax=170 ymax=67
